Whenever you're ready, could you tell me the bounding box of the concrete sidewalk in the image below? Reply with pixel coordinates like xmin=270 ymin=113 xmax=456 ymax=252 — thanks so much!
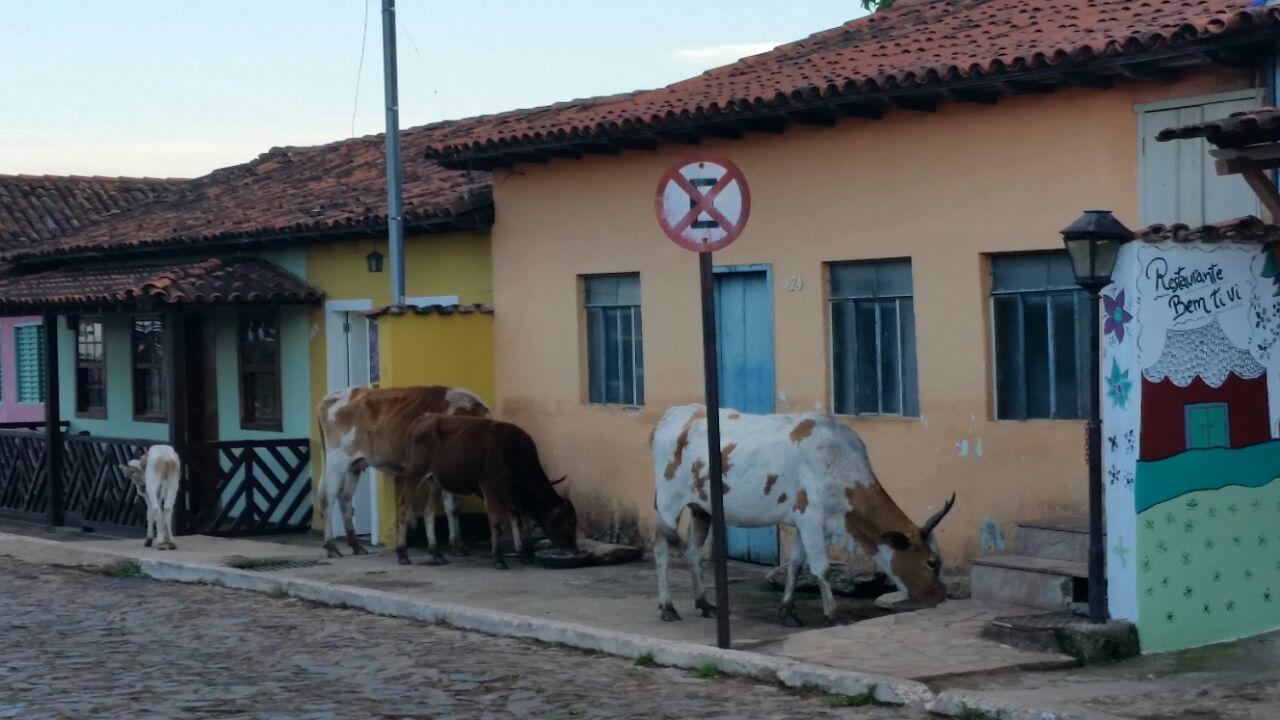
xmin=0 ymin=523 xmax=1079 ymax=713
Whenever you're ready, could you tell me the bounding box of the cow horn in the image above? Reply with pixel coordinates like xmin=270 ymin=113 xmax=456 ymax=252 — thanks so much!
xmin=921 ymin=493 xmax=956 ymax=538
xmin=550 ymin=476 xmax=567 ymax=486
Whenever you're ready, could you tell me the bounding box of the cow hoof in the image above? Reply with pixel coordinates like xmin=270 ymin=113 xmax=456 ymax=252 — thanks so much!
xmin=660 ymin=603 xmax=682 ymax=622
xmin=144 ymin=538 xmax=154 ymax=548
xmin=324 ymin=543 xmax=343 ymax=559
xmin=780 ymin=606 xmax=803 ymax=627
xmin=397 ymin=555 xmax=412 ymax=566
xmin=695 ymin=598 xmax=716 ymax=618
xmin=425 ymin=553 xmax=449 ymax=566
xmin=494 ymin=558 xmax=509 ymax=570
xmin=166 ymin=543 xmax=177 ymax=551
xmin=350 ymin=544 xmax=369 ymax=556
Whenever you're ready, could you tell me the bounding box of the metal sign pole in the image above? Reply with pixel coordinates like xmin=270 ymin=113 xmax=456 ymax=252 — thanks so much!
xmin=698 ymin=251 xmax=731 ymax=649
xmin=657 ymin=153 xmax=749 ymax=650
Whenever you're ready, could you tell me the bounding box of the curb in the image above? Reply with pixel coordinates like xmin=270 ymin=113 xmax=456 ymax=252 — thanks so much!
xmin=0 ymin=532 xmax=931 ymax=706
xmin=926 ymin=691 xmax=1085 ymax=720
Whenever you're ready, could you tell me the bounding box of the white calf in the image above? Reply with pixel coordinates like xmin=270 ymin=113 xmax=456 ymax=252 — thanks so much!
xmin=119 ymin=444 xmax=182 ymax=550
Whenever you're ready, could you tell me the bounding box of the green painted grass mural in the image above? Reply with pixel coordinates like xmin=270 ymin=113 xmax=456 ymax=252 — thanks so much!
xmin=1136 ymin=441 xmax=1280 ymax=513
xmin=1136 ymin=465 xmax=1280 ymax=653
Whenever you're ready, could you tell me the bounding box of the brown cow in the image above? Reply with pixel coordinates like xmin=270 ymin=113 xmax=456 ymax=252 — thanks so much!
xmin=316 ymin=385 xmax=490 ymax=561
xmin=403 ymin=415 xmax=578 ymax=569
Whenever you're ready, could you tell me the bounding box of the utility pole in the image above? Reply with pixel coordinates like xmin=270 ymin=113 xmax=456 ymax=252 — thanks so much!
xmin=381 ymin=0 xmax=406 ymax=306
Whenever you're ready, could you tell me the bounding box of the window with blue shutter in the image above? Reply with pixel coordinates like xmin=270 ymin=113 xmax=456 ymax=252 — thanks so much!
xmin=829 ymin=259 xmax=919 ymax=417
xmin=990 ymin=252 xmax=1090 ymax=420
xmin=14 ymin=324 xmax=45 ymax=404
xmin=584 ymin=274 xmax=644 ymax=406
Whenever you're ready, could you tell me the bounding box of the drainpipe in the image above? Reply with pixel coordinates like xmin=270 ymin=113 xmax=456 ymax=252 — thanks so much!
xmin=382 ymin=0 xmax=406 ymax=306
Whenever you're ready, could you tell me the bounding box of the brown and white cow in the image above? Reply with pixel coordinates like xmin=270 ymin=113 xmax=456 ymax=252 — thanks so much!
xmin=316 ymin=385 xmax=490 ymax=562
xmin=403 ymin=415 xmax=579 ymax=569
xmin=651 ymin=405 xmax=955 ymax=625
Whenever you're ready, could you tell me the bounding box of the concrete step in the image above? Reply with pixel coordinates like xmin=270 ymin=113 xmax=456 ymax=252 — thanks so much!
xmin=1014 ymin=516 xmax=1091 ymax=564
xmin=970 ymin=554 xmax=1089 ymax=611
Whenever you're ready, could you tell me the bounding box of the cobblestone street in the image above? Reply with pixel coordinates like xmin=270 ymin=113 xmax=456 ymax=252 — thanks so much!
xmin=0 ymin=558 xmax=926 ymax=719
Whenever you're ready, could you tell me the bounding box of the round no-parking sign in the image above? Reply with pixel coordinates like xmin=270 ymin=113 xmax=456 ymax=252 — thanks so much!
xmin=655 ymin=154 xmax=751 ymax=253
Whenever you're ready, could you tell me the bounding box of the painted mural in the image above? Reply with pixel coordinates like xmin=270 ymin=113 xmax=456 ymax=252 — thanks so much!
xmin=1105 ymin=237 xmax=1280 ymax=653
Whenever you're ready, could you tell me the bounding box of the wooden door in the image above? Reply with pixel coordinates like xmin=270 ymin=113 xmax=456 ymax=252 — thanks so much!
xmin=714 ymin=266 xmax=779 ymax=565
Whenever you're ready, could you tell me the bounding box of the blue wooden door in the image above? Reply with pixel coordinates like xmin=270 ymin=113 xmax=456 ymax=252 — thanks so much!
xmin=715 ymin=267 xmax=779 ymax=565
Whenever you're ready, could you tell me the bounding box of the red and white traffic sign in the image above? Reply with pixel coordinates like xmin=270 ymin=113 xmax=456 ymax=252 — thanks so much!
xmin=655 ymin=154 xmax=751 ymax=253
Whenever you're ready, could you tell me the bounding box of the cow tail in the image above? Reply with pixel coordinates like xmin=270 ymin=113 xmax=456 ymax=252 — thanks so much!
xmin=315 ymin=413 xmax=328 ymax=523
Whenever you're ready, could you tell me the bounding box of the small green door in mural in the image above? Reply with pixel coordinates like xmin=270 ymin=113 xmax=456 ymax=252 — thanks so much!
xmin=1184 ymin=403 xmax=1229 ymax=450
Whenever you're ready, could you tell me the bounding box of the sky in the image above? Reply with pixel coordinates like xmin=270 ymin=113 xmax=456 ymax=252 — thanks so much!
xmin=0 ymin=1 xmax=865 ymax=179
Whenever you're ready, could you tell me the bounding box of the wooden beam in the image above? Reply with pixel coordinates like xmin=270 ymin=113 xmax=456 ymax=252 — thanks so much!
xmin=579 ymin=142 xmax=621 ymax=156
xmin=1212 ymin=145 xmax=1280 ymax=171
xmin=43 ymin=310 xmax=63 ymax=528
xmin=887 ymin=96 xmax=937 ymax=113
xmin=833 ymin=101 xmax=884 ymax=120
xmin=740 ymin=116 xmax=789 ymax=134
xmin=613 ymin=136 xmax=659 ymax=151
xmin=1196 ymin=49 xmax=1259 ymax=69
xmin=506 ymin=151 xmax=549 ymax=164
xmin=542 ymin=147 xmax=584 ymax=160
xmin=652 ymin=130 xmax=702 ymax=145
xmin=783 ymin=107 xmax=838 ymax=127
xmin=1057 ymin=73 xmax=1115 ymax=89
xmin=1119 ymin=64 xmax=1178 ymax=83
xmin=944 ymin=88 xmax=1000 ymax=105
xmin=1237 ymin=160 xmax=1280 ymax=222
xmin=996 ymin=80 xmax=1054 ymax=95
xmin=700 ymin=123 xmax=746 ymax=140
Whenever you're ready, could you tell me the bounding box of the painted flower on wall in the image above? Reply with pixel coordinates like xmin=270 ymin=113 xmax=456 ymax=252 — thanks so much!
xmin=1262 ymin=242 xmax=1280 ymax=296
xmin=1107 ymin=360 xmax=1133 ymax=409
xmin=1103 ymin=289 xmax=1133 ymax=343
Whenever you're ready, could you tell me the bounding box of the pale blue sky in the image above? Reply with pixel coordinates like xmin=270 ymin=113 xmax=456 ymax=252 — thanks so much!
xmin=0 ymin=1 xmax=864 ymax=178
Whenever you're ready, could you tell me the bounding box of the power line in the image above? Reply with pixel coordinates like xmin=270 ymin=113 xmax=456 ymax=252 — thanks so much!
xmin=398 ymin=11 xmax=448 ymax=121
xmin=350 ymin=0 xmax=372 ymax=138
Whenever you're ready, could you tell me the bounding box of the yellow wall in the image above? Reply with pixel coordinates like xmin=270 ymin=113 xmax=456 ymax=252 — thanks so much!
xmin=484 ymin=69 xmax=1254 ymax=568
xmin=306 ymin=230 xmax=492 ymax=534
xmin=369 ymin=310 xmax=495 ymax=543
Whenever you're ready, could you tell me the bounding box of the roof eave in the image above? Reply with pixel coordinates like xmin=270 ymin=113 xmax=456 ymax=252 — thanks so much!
xmin=433 ymin=31 xmax=1276 ymax=171
xmin=2 ymin=200 xmax=495 ymax=269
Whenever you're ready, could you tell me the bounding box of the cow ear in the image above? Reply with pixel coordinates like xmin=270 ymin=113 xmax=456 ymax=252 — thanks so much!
xmin=879 ymin=531 xmax=911 ymax=551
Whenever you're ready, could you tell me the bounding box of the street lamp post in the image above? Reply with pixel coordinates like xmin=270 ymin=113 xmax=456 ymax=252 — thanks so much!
xmin=1061 ymin=210 xmax=1134 ymax=624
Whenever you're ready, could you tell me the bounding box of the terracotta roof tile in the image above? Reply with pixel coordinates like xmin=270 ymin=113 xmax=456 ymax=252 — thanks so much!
xmin=1156 ymin=105 xmax=1280 ymax=147
xmin=1136 ymin=215 xmax=1279 ymax=243
xmin=0 ymin=257 xmax=322 ymax=310
xmin=425 ymin=0 xmax=1280 ymax=161
xmin=4 ymin=120 xmax=496 ymax=263
xmin=0 ymin=175 xmax=186 ymax=252
xmin=362 ymin=303 xmax=493 ymax=318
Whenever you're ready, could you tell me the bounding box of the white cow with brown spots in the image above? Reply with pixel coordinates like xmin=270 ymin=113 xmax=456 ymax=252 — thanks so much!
xmin=316 ymin=385 xmax=490 ymax=562
xmin=651 ymin=404 xmax=955 ymax=625
xmin=119 ymin=444 xmax=182 ymax=550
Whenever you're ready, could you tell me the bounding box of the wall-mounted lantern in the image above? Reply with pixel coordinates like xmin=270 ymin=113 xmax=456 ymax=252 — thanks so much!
xmin=366 ymin=250 xmax=385 ymax=273
xmin=1061 ymin=210 xmax=1133 ymax=292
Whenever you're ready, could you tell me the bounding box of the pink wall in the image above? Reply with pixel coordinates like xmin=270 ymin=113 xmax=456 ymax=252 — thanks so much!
xmin=0 ymin=316 xmax=44 ymax=424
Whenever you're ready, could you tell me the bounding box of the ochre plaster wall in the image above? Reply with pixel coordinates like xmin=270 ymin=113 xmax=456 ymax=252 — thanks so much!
xmin=485 ymin=70 xmax=1254 ymax=567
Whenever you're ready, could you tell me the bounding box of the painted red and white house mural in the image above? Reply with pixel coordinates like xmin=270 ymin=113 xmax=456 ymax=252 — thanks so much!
xmin=1104 ymin=223 xmax=1280 ymax=652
